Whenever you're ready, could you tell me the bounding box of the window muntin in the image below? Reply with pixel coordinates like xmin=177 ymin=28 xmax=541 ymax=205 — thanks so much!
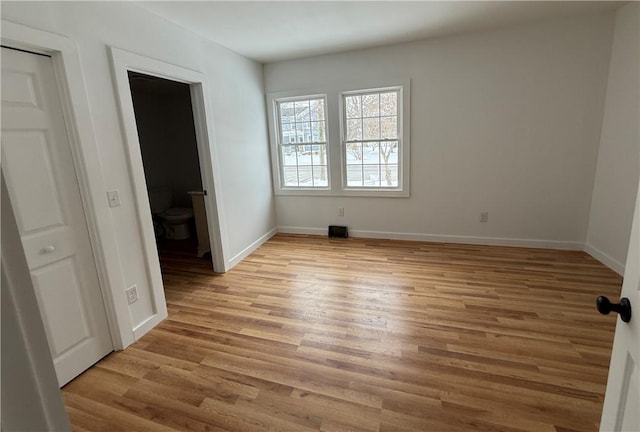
xmin=276 ymin=97 xmax=329 ymax=188
xmin=343 ymin=89 xmax=400 ymax=188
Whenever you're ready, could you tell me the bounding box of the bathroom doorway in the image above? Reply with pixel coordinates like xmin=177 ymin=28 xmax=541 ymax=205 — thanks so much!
xmin=128 ymin=72 xmax=212 ymax=263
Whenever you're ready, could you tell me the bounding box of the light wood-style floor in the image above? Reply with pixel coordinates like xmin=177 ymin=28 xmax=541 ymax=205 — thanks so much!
xmin=62 ymin=234 xmax=623 ymax=432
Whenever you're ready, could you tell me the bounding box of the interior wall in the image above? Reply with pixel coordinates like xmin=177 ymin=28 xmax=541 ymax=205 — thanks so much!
xmin=586 ymin=2 xmax=640 ymax=274
xmin=1 ymin=1 xmax=275 ymax=332
xmin=264 ymin=12 xmax=615 ymax=248
xmin=131 ymin=81 xmax=203 ymax=208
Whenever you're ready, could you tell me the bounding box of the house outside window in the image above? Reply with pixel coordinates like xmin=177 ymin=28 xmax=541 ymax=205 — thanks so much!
xmin=275 ymin=96 xmax=329 ymax=188
xmin=267 ymin=79 xmax=409 ymax=197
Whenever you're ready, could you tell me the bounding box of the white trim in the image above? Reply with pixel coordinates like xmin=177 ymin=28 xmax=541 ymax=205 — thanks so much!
xmin=109 ymin=47 xmax=231 ymax=339
xmin=189 ymin=82 xmax=230 ymax=272
xmin=228 ymin=227 xmax=278 ymax=268
xmin=132 ymin=314 xmax=162 ymax=340
xmin=1 ymin=20 xmax=132 ymax=349
xmin=278 ymin=226 xmax=328 ymax=236
xmin=267 ymin=89 xmax=332 ymax=195
xmin=266 ymin=77 xmax=411 ymax=198
xmin=584 ymin=243 xmax=625 ymax=275
xmin=338 ymin=82 xmax=410 ymax=197
xmin=277 ymin=226 xmax=584 ymax=250
xmin=274 ymin=95 xmax=331 ymax=191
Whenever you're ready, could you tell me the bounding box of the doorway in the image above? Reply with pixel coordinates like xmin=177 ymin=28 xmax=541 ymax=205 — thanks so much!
xmin=128 ymin=72 xmax=212 ymax=263
xmin=109 ymin=47 xmax=228 ymax=338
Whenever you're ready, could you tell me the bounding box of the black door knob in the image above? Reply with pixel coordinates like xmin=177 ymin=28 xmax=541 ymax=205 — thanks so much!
xmin=596 ymin=296 xmax=632 ymax=323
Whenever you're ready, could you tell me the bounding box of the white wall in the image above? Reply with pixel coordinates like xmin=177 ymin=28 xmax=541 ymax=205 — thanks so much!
xmin=586 ymin=3 xmax=640 ymax=274
xmin=2 ymin=1 xmax=275 ymax=331
xmin=264 ymin=13 xmax=614 ymax=248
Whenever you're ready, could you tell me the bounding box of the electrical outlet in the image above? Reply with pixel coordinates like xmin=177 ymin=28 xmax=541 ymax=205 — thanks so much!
xmin=480 ymin=212 xmax=489 ymax=223
xmin=107 ymin=190 xmax=121 ymax=208
xmin=337 ymin=207 xmax=345 ymax=217
xmin=126 ymin=285 xmax=139 ymax=305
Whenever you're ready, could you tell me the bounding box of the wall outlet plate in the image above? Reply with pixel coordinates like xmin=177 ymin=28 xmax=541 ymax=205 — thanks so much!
xmin=107 ymin=190 xmax=121 ymax=208
xmin=126 ymin=285 xmax=139 ymax=304
xmin=480 ymin=212 xmax=489 ymax=223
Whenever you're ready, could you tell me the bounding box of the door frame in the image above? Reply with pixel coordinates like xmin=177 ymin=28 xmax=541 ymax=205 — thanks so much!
xmin=108 ymin=47 xmax=229 ymax=336
xmin=1 ymin=20 xmax=131 ymax=348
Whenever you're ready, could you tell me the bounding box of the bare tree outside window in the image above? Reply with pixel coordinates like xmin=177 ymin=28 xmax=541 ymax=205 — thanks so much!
xmin=344 ymin=90 xmax=399 ymax=187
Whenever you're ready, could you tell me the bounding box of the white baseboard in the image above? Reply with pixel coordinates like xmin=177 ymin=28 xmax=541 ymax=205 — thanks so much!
xmin=278 ymin=226 xmax=327 ymax=236
xmin=277 ymin=226 xmax=583 ymax=250
xmin=132 ymin=310 xmax=167 ymax=342
xmin=227 ymin=227 xmax=278 ymax=269
xmin=584 ymin=243 xmax=625 ymax=275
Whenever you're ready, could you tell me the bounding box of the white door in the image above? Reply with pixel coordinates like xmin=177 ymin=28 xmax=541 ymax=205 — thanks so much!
xmin=1 ymin=47 xmax=113 ymax=386
xmin=600 ymin=179 xmax=640 ymax=431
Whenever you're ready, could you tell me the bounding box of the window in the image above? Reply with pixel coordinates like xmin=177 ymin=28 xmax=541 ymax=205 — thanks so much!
xmin=267 ymin=80 xmax=409 ymax=196
xmin=275 ymin=96 xmax=329 ymax=188
xmin=342 ymin=88 xmax=401 ymax=189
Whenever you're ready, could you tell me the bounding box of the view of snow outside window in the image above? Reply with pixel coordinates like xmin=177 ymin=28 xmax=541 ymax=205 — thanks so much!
xmin=278 ymin=97 xmax=328 ymax=187
xmin=344 ymin=90 xmax=399 ymax=187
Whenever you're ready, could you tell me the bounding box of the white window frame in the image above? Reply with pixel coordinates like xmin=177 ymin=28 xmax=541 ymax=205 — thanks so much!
xmin=268 ymin=93 xmax=331 ymax=193
xmin=340 ymin=86 xmax=405 ymax=193
xmin=266 ymin=79 xmax=410 ymax=197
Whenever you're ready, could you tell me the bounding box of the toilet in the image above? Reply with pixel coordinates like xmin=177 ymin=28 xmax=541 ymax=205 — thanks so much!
xmin=148 ymin=187 xmax=194 ymax=240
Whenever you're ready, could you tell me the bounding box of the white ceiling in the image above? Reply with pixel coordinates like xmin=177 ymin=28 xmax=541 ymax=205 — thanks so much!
xmin=136 ymin=1 xmax=623 ymax=63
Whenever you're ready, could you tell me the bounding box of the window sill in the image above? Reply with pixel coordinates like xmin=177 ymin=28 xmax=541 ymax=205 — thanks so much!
xmin=274 ymin=188 xmax=409 ymax=198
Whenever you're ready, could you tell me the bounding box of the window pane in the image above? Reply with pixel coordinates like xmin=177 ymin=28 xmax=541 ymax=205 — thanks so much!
xmin=380 ymin=116 xmax=397 ymax=139
xmin=312 ymin=144 xmax=327 ymax=166
xmin=380 ymin=92 xmax=397 ymax=116
xmin=346 ymin=119 xmax=362 ymax=141
xmin=381 ymin=164 xmax=398 ymax=186
xmin=311 ymin=121 xmax=326 ymax=143
xmin=363 ymin=118 xmax=380 ymax=140
xmin=346 ymin=143 xmax=363 ymax=164
xmin=295 ymin=122 xmax=311 ymax=142
xmin=296 ymin=145 xmax=312 ymax=165
xmin=297 ymin=165 xmax=313 ymax=186
xmin=363 ymin=165 xmax=381 ymax=186
xmin=346 ymin=165 xmax=363 ymax=187
xmin=363 ymin=142 xmax=380 ymax=164
xmin=280 ymin=102 xmax=295 ymax=123
xmin=338 ymin=88 xmax=403 ymax=191
xmin=295 ymin=100 xmax=310 ymax=121
xmin=362 ymin=93 xmax=379 ymax=117
xmin=310 ymin=99 xmax=325 ymax=121
xmin=281 ymin=145 xmax=297 ymax=166
xmin=277 ymin=96 xmax=329 ymax=189
xmin=345 ymin=95 xmax=361 ymax=119
xmin=380 ymin=141 xmax=398 ymax=164
xmin=283 ymin=166 xmax=298 ymax=186
xmin=291 ymin=122 xmax=301 ymax=143
xmin=281 ymin=123 xmax=294 ymax=143
xmin=313 ymin=166 xmax=328 ymax=187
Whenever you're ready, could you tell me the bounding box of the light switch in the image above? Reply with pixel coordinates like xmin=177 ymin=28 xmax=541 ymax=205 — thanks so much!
xmin=107 ymin=190 xmax=121 ymax=208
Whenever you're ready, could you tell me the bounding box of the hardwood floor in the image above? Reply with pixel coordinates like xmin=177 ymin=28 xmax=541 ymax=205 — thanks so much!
xmin=62 ymin=234 xmax=623 ymax=432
